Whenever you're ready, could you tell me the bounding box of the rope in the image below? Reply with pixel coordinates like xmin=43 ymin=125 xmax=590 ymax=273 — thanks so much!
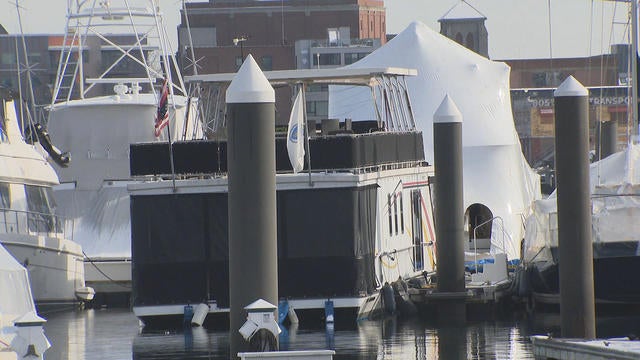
xmin=379 ymin=254 xmax=398 ymax=269
xmin=82 ymin=251 xmax=132 ymax=289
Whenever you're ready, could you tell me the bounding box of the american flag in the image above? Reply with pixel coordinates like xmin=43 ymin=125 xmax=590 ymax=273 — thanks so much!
xmin=154 ymin=79 xmax=169 ymax=137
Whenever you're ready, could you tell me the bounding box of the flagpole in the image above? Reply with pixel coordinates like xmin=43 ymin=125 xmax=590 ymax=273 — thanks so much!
xmin=301 ymin=83 xmax=312 ymax=185
xmin=165 ymin=112 xmax=177 ymax=192
xmin=160 ymin=78 xmax=176 ymax=192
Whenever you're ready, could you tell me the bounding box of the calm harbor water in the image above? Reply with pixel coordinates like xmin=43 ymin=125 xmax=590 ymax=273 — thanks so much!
xmin=40 ymin=308 xmax=640 ymax=359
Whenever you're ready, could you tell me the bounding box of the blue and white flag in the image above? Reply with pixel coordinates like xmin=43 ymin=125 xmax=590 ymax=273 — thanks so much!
xmin=287 ymin=89 xmax=305 ymax=173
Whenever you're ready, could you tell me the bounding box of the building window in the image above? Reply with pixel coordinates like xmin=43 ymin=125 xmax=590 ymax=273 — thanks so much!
xmin=344 ymin=52 xmax=369 ymax=65
xmin=307 ymin=84 xmax=328 ymax=92
xmin=101 ymin=50 xmax=144 ymax=75
xmin=0 ymin=53 xmax=16 ymax=65
xmin=305 ymin=100 xmax=328 ymax=117
xmin=49 ymin=51 xmax=60 ymax=67
xmin=533 ymin=71 xmax=565 ymax=87
xmin=312 ymin=53 xmax=340 ymax=66
xmin=261 ymin=55 xmax=272 ymax=71
xmin=27 ymin=53 xmax=41 ymax=65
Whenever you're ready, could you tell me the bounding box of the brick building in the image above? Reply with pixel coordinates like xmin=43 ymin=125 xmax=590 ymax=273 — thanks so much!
xmin=179 ymin=0 xmax=386 ymax=74
xmin=506 ymin=52 xmax=629 ymax=166
xmin=0 ymin=34 xmax=154 ymax=123
xmin=436 ymin=4 xmax=631 ymax=168
xmin=179 ymin=0 xmax=386 ymax=126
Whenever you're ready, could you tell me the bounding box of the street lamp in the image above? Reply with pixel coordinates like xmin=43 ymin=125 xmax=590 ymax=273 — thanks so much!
xmin=233 ymin=35 xmax=247 ymax=60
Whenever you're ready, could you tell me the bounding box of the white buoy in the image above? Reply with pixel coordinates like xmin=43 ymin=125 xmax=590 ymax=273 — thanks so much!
xmin=191 ymin=303 xmax=209 ymax=327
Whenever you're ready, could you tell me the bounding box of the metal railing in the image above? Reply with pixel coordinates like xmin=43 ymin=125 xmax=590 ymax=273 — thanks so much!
xmin=377 ymin=241 xmax=435 ymax=283
xmin=472 ymin=216 xmax=512 ymax=270
xmin=0 ymin=208 xmax=73 ymax=240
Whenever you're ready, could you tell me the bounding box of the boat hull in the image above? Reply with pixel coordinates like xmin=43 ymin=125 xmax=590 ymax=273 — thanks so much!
xmin=134 ymin=299 xmax=361 ymax=330
xmin=1 ymin=234 xmax=90 ymax=308
xmin=527 ymin=244 xmax=640 ymax=305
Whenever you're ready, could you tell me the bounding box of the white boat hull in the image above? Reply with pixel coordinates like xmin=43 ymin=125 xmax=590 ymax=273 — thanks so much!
xmin=1 ymin=234 xmax=90 ymax=306
xmin=84 ymin=258 xmax=131 ymax=293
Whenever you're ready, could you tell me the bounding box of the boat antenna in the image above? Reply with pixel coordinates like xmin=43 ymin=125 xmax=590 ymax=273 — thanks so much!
xmin=546 ymin=0 xmax=554 ymax=73
xmin=13 ymin=37 xmax=25 ymax=135
xmin=281 ymin=0 xmax=285 ymax=45
xmin=631 ymin=0 xmax=639 ymax=141
xmin=14 ymin=0 xmax=38 ymax=126
xmin=182 ymin=0 xmax=199 ymax=76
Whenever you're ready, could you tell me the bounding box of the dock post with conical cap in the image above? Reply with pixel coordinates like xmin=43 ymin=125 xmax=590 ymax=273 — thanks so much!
xmin=433 ymin=95 xmax=466 ymax=324
xmin=226 ymin=55 xmax=279 ymax=354
xmin=554 ymin=76 xmax=595 ymax=339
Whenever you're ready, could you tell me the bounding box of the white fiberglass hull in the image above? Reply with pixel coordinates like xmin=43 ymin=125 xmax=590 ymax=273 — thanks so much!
xmin=1 ymin=233 xmax=92 ymax=307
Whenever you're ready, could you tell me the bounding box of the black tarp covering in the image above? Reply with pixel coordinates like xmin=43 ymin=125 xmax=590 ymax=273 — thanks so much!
xmin=131 ymin=186 xmax=378 ymax=307
xmin=130 ymin=131 xmax=425 ymax=176
xmin=131 ymin=193 xmax=229 ymax=307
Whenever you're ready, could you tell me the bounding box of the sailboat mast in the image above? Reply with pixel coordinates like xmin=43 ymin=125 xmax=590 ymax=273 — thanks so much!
xmin=632 ymin=0 xmax=639 ymax=140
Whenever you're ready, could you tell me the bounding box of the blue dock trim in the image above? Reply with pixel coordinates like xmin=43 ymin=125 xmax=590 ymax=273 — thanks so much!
xmin=324 ymin=300 xmax=334 ymax=323
xmin=278 ymin=300 xmax=289 ymax=325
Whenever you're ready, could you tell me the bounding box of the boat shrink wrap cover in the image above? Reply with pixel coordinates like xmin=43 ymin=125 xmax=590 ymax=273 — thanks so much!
xmin=329 ymin=21 xmax=541 ymax=260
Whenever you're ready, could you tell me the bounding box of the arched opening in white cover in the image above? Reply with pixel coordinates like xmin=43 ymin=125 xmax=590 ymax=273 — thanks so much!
xmin=465 ymin=203 xmax=493 ymax=251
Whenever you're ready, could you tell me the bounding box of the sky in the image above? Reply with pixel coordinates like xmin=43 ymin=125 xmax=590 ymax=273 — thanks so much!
xmin=0 ymin=0 xmax=634 ymax=60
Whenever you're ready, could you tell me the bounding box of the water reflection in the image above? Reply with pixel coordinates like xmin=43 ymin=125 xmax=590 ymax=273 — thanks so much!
xmin=42 ymin=309 xmax=540 ymax=359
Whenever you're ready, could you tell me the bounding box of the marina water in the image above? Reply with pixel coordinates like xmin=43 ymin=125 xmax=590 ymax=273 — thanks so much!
xmin=40 ymin=308 xmax=541 ymax=359
xmin=41 ymin=308 xmax=640 ymax=359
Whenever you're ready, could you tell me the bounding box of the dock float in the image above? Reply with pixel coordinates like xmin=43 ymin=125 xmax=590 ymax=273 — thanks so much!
xmin=408 ymin=278 xmax=511 ymax=306
xmin=531 ymin=335 xmax=640 ymax=360
xmin=238 ymin=350 xmax=335 ymax=360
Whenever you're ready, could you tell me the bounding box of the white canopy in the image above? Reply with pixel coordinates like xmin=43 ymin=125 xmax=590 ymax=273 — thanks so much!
xmin=524 ymin=144 xmax=640 ymax=263
xmin=0 ymin=244 xmax=35 ymax=328
xmin=329 ymin=21 xmax=541 ymax=259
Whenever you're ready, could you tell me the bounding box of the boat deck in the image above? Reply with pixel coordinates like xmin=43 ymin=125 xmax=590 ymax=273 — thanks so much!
xmin=531 ymin=335 xmax=640 ymax=360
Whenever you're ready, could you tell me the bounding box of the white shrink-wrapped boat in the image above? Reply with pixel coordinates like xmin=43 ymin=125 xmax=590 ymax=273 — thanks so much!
xmin=44 ymin=0 xmax=204 ymax=299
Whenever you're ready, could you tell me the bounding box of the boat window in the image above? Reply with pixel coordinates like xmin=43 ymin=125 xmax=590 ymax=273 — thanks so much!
xmin=0 ymin=110 xmax=6 ymax=143
xmin=24 ymin=185 xmax=56 ymax=232
xmin=411 ymin=190 xmax=424 ymax=271
xmin=387 ymin=193 xmax=392 ymax=236
xmin=465 ymin=33 xmax=475 ymax=51
xmin=399 ymin=192 xmax=404 ymax=233
xmin=455 ymin=32 xmax=463 ymax=44
xmin=0 ymin=183 xmax=9 ymax=209
xmin=393 ymin=193 xmax=398 ymax=235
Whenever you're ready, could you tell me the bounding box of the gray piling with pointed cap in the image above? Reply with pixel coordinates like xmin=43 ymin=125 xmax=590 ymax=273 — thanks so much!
xmin=554 ymin=76 xmax=595 ymax=339
xmin=433 ymin=95 xmax=466 ymax=324
xmin=596 ymin=120 xmax=618 ymax=160
xmin=226 ymin=55 xmax=279 ymax=354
